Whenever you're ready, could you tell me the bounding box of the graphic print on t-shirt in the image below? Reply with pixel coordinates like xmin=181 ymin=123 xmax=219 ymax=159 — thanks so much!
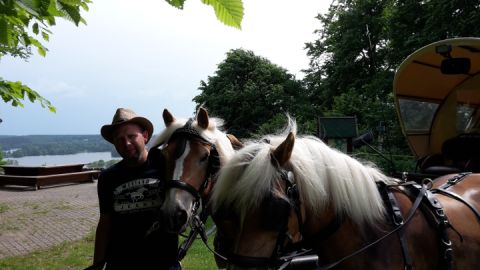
xmin=113 ymin=178 xmax=162 ymax=213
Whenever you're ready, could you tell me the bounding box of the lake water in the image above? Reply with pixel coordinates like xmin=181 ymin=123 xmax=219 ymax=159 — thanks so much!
xmin=5 ymin=152 xmax=119 ymax=166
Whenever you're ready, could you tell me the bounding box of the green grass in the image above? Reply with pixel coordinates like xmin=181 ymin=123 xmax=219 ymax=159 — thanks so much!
xmin=180 ymin=218 xmax=217 ymax=270
xmin=0 ymin=203 xmax=9 ymax=214
xmin=0 ymin=221 xmax=218 ymax=270
xmin=0 ymin=229 xmax=96 ymax=270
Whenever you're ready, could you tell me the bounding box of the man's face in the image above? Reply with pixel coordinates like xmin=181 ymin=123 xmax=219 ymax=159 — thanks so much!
xmin=112 ymin=123 xmax=149 ymax=164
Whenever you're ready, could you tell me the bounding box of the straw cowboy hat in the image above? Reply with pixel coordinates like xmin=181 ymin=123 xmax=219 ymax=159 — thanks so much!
xmin=101 ymin=108 xmax=154 ymax=143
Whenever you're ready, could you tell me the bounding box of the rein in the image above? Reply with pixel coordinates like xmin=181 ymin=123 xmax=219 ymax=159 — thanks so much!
xmin=185 ymin=175 xmax=471 ymax=269
xmin=212 ymin=180 xmax=437 ymax=270
xmin=226 ymin=169 xmax=314 ymax=269
xmin=194 ymin=169 xmax=319 ymax=269
xmin=311 ymin=181 xmax=428 ymax=270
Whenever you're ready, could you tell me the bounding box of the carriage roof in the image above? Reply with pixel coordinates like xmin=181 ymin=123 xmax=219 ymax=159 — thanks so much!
xmin=393 ymin=37 xmax=480 ymax=160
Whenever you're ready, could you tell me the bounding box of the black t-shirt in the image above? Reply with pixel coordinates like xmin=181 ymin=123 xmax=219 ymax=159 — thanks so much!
xmin=97 ymin=154 xmax=179 ymax=269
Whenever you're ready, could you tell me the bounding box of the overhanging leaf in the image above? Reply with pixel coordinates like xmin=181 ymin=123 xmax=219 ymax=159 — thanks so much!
xmin=201 ymin=0 xmax=243 ymax=29
xmin=57 ymin=2 xmax=82 ymax=25
xmin=33 ymin=22 xmax=39 ymax=34
xmin=0 ymin=79 xmax=56 ymax=112
xmin=0 ymin=17 xmax=10 ymax=45
xmin=165 ymin=0 xmax=186 ymax=9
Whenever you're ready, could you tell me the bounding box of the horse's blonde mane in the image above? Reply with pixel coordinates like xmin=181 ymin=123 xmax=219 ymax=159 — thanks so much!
xmin=151 ymin=113 xmax=235 ymax=164
xmin=211 ymin=120 xmax=399 ymax=227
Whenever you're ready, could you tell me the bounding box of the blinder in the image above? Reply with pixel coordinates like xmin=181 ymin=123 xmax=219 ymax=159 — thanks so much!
xmin=208 ymin=146 xmax=221 ymax=177
xmin=260 ymin=169 xmax=298 ymax=231
xmin=261 ymin=192 xmax=292 ymax=231
xmin=221 ymin=168 xmax=307 ymax=269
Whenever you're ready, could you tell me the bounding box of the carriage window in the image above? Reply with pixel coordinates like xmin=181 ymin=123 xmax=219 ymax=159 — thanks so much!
xmin=455 ymin=88 xmax=480 ymax=133
xmin=398 ymin=99 xmax=439 ymax=132
xmin=457 ymin=105 xmax=475 ymax=132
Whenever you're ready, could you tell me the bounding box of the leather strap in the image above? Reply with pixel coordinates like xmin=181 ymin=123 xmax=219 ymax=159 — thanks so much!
xmin=431 ymin=188 xmax=480 ymax=223
xmin=314 ymin=183 xmax=427 ymax=270
xmin=381 ymin=184 xmax=413 ymax=270
xmin=438 ymin=172 xmax=471 ymax=190
xmin=165 ymin=180 xmax=201 ymax=201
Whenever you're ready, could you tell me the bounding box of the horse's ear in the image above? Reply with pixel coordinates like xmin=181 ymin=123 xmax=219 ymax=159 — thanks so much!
xmin=272 ymin=132 xmax=295 ymax=167
xmin=226 ymin=134 xmax=244 ymax=150
xmin=197 ymin=107 xmax=209 ymax=129
xmin=163 ymin=109 xmax=175 ymax=127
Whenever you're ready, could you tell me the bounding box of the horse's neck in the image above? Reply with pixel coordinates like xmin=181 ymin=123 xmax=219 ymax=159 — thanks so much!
xmin=303 ymin=205 xmax=386 ymax=251
xmin=303 ymin=211 xmax=394 ymax=269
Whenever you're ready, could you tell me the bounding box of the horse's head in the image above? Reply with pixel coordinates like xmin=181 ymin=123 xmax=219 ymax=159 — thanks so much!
xmin=211 ymin=132 xmax=311 ymax=269
xmin=154 ymin=107 xmax=236 ymax=234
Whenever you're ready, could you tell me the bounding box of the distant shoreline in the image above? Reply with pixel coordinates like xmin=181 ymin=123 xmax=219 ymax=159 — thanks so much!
xmin=5 ymin=152 xmax=120 ymax=167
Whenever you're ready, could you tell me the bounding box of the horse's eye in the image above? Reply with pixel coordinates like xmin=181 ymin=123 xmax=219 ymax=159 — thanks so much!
xmin=200 ymin=153 xmax=209 ymax=162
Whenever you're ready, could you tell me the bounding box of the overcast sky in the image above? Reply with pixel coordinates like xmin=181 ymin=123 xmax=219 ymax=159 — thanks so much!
xmin=0 ymin=0 xmax=330 ymax=135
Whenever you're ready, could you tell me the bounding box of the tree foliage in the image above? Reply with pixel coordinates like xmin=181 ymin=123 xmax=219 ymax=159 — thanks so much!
xmin=0 ymin=0 xmax=91 ymax=60
xmin=194 ymin=0 xmax=480 ymax=171
xmin=1 ymin=78 xmax=55 ymax=111
xmin=0 ymin=134 xmax=117 ymax=157
xmin=193 ymin=48 xmax=311 ymax=138
xmin=304 ymin=0 xmax=480 ymax=156
xmin=0 ymin=0 xmax=91 ymax=111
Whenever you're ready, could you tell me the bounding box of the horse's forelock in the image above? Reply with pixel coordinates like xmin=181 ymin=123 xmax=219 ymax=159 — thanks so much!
xmin=194 ymin=117 xmax=235 ymax=162
xmin=212 ymin=140 xmax=298 ymax=228
xmin=151 ymin=119 xmax=187 ymax=148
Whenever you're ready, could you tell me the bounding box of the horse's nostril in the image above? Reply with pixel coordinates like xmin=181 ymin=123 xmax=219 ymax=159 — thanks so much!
xmin=176 ymin=209 xmax=188 ymax=225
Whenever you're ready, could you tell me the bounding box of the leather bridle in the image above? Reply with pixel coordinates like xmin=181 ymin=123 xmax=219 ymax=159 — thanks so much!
xmin=157 ymin=119 xmax=221 ymax=260
xmin=162 ymin=118 xmax=220 ymax=204
xmin=210 ymin=177 xmax=434 ymax=270
xmin=219 ymin=169 xmax=319 ymax=270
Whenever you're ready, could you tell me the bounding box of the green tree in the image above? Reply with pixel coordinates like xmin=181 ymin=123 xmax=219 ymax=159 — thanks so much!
xmin=193 ymin=48 xmax=311 ymax=138
xmin=303 ymin=0 xmax=406 ymax=160
xmin=304 ymin=0 xmax=480 ymax=156
xmin=1 ymin=0 xmax=244 ymax=111
xmin=383 ymin=0 xmax=480 ymax=65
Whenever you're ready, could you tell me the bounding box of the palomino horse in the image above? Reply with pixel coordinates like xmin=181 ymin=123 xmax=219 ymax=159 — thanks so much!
xmin=151 ymin=108 xmax=237 ymax=235
xmin=210 ymin=120 xmax=480 ymax=269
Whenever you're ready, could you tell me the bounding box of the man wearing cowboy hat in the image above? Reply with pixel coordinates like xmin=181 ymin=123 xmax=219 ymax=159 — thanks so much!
xmin=91 ymin=108 xmax=180 ymax=270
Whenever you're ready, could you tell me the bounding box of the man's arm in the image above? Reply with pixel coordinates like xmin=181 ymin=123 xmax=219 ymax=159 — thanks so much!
xmin=92 ymin=213 xmax=112 ymax=269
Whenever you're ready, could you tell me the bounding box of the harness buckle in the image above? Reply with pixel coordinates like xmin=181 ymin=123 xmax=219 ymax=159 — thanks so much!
xmin=436 ymin=208 xmax=446 ymax=217
xmin=444 ymin=247 xmax=453 ymax=260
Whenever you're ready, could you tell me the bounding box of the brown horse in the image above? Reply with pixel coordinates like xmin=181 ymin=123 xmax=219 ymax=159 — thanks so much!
xmin=152 ymin=107 xmax=238 ymax=234
xmin=210 ymin=120 xmax=480 ymax=269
